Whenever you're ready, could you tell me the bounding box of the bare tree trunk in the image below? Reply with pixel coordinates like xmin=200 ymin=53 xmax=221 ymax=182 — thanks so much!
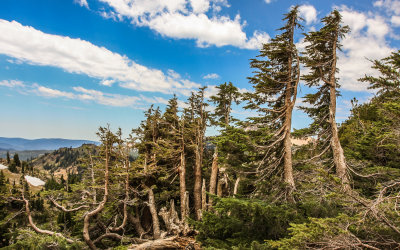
xmin=201 ymin=179 xmax=207 ymax=214
xmin=283 ymin=118 xmax=295 ymax=190
xmin=130 ymin=236 xmax=181 ymax=250
xmin=89 ymin=151 xmax=96 ymax=203
xmin=233 ymin=177 xmax=240 ymax=196
xmin=194 ymin=144 xmax=202 ymax=220
xmin=179 ymin=134 xmax=187 ymax=220
xmin=128 ymin=212 xmax=146 ymax=237
xmin=282 ymin=18 xmax=297 ymax=192
xmin=209 ymin=147 xmax=218 ymax=196
xmin=83 ymin=144 xmax=110 ymax=250
xmin=329 ymin=31 xmax=351 ymax=191
xmin=145 ymin=185 xmax=161 ymax=239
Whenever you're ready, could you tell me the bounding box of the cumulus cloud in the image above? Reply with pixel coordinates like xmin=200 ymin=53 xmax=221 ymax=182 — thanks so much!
xmin=374 ymin=0 xmax=400 ymax=15
xmin=98 ymin=0 xmax=269 ymax=49
xmin=391 ymin=16 xmax=400 ymax=26
xmin=299 ymin=5 xmax=317 ymax=25
xmin=336 ymin=6 xmax=394 ymax=92
xmin=0 ymin=19 xmax=200 ymax=95
xmin=203 ymin=73 xmax=220 ymax=79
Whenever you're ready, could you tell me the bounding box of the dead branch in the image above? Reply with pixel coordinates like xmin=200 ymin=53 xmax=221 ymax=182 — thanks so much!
xmin=48 ymin=196 xmax=89 ymax=212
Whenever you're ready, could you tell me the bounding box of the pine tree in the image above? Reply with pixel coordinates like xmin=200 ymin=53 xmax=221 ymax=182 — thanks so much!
xmin=359 ymin=50 xmax=400 ymax=96
xmin=210 ymin=82 xmax=241 ymax=197
xmin=6 ymin=151 xmax=10 ymax=164
xmin=186 ymin=87 xmax=209 ymax=220
xmin=13 ymin=153 xmax=21 ymax=167
xmin=245 ymin=6 xmax=302 ymax=193
xmin=210 ymin=82 xmax=241 ymax=126
xmin=300 ymin=10 xmax=350 ymax=190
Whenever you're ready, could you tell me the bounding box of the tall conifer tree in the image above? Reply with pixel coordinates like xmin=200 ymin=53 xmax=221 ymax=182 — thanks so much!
xmin=301 ymin=10 xmax=351 ymax=190
xmin=245 ymin=6 xmax=302 ymax=193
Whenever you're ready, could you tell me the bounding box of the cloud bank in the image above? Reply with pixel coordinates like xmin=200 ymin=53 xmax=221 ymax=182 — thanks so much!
xmin=0 ymin=19 xmax=200 ymax=95
xmin=98 ymin=0 xmax=269 ymax=49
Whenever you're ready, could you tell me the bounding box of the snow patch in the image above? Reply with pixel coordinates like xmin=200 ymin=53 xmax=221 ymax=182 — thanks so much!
xmin=25 ymin=175 xmax=45 ymax=186
xmin=0 ymin=164 xmax=7 ymax=170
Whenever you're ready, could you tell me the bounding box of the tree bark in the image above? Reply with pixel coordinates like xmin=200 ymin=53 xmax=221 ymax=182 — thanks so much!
xmin=179 ymin=132 xmax=187 ymax=220
xmin=233 ymin=177 xmax=240 ymax=196
xmin=194 ymin=144 xmax=202 ymax=220
xmin=282 ymin=15 xmax=297 ymax=192
xmin=329 ymin=29 xmax=351 ymax=191
xmin=145 ymin=185 xmax=161 ymax=239
xmin=201 ymin=179 xmax=207 ymax=213
xmin=129 ymin=236 xmax=181 ymax=250
xmin=128 ymin=213 xmax=146 ymax=237
xmin=209 ymin=147 xmax=219 ymax=196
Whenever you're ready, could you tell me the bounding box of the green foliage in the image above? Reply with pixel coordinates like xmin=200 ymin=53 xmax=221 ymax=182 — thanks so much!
xmin=265 ymin=214 xmax=356 ymax=250
xmin=3 ymin=229 xmax=85 ymax=250
xmin=193 ymin=197 xmax=304 ymax=248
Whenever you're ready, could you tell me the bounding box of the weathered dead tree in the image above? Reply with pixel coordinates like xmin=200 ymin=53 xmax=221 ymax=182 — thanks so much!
xmin=209 ymin=147 xmax=219 ymax=206
xmin=128 ymin=236 xmax=181 ymax=249
xmin=144 ymin=185 xmax=161 ymax=239
xmin=233 ymin=177 xmax=241 ymax=196
xmin=179 ymin=125 xmax=187 ymax=221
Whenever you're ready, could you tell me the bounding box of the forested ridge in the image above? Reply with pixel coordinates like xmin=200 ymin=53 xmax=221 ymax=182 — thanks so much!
xmin=0 ymin=7 xmax=399 ymax=249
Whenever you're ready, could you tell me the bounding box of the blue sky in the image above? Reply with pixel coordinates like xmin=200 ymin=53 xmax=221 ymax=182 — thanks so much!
xmin=0 ymin=0 xmax=398 ymax=140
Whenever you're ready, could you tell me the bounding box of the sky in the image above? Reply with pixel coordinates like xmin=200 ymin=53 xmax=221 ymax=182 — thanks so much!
xmin=0 ymin=0 xmax=398 ymax=141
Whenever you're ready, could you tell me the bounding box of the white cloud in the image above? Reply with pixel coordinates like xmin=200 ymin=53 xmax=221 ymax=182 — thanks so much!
xmin=391 ymin=15 xmax=400 ymax=26
xmin=337 ymin=6 xmax=394 ymax=92
xmin=0 ymin=19 xmax=200 ymax=95
xmin=35 ymin=84 xmax=76 ymax=99
xmin=299 ymin=5 xmax=317 ymax=25
xmin=264 ymin=0 xmax=273 ymax=4
xmin=203 ymin=73 xmax=220 ymax=79
xmin=374 ymin=0 xmax=400 ymax=15
xmin=73 ymin=86 xmax=141 ymax=107
xmin=0 ymin=80 xmax=24 ymax=88
xmin=99 ymin=0 xmax=269 ymax=49
xmin=74 ymin=0 xmax=89 ymax=9
xmin=100 ymin=79 xmax=115 ymax=86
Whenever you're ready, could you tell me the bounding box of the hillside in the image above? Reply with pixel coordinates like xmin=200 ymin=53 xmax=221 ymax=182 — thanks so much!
xmin=0 ymin=149 xmax=54 ymax=161
xmin=0 ymin=137 xmax=99 ymax=151
xmin=29 ymin=144 xmax=98 ymax=178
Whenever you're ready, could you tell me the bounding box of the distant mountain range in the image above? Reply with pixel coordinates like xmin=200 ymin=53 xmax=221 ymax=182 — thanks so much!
xmin=0 ymin=137 xmax=99 ymax=151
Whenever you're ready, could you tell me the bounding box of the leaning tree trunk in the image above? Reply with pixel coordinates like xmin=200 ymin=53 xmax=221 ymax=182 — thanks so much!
xmin=329 ymin=32 xmax=350 ymax=191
